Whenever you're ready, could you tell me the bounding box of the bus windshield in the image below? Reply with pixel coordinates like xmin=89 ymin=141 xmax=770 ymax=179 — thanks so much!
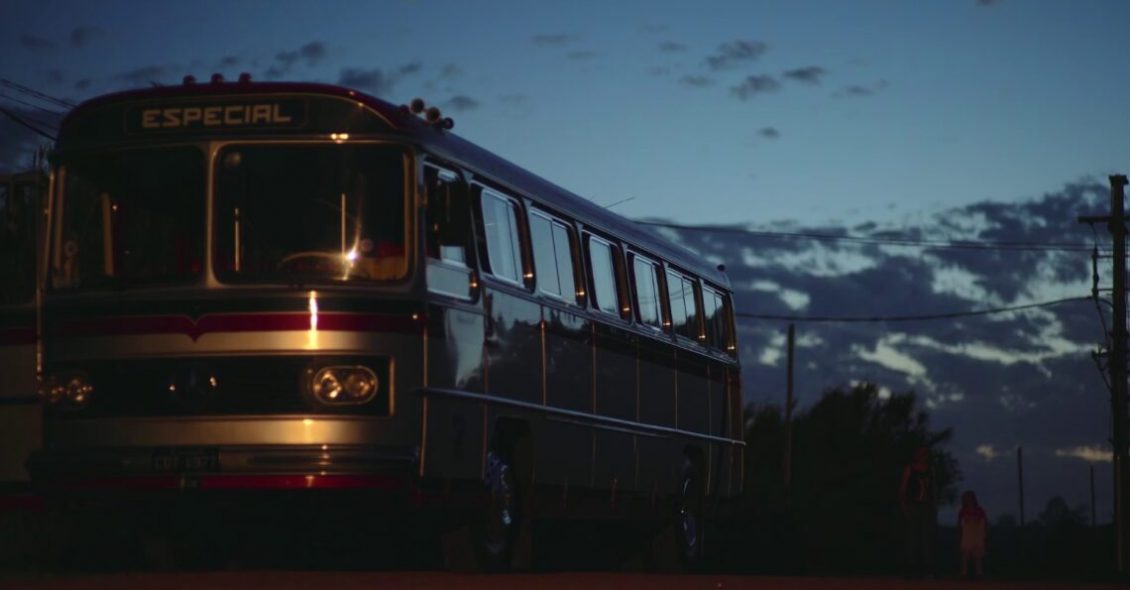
xmin=214 ymin=144 xmax=408 ymax=283
xmin=54 ymin=147 xmax=205 ymax=290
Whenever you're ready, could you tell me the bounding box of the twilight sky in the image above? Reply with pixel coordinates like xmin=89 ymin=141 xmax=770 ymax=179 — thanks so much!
xmin=2 ymin=0 xmax=1129 ymax=524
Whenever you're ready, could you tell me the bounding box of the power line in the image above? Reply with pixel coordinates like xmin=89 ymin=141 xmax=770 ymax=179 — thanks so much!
xmin=0 ymin=91 xmax=65 ymax=119
xmin=737 ymin=295 xmax=1088 ymax=323
xmin=638 ymin=220 xmax=1102 ymax=253
xmin=0 ymin=78 xmax=75 ymax=109
xmin=0 ymin=106 xmax=57 ymax=141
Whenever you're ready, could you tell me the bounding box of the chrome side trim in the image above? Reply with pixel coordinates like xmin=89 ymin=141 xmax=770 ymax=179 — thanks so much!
xmin=419 ymin=387 xmax=745 ymax=447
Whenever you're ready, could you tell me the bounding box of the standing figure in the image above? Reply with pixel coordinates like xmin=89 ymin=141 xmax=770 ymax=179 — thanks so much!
xmin=899 ymin=446 xmax=936 ymax=578
xmin=958 ymin=490 xmax=988 ymax=578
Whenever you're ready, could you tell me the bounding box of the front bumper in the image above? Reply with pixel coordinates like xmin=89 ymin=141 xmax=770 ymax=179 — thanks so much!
xmin=27 ymin=444 xmax=418 ymax=492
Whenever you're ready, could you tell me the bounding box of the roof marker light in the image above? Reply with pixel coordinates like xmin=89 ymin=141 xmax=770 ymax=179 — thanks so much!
xmin=211 ymin=73 xmax=224 ymax=84
xmin=183 ymin=75 xmax=196 ymax=85
xmin=425 ymin=106 xmax=442 ymax=124
xmin=409 ymin=98 xmax=426 ymax=114
xmin=238 ymin=72 xmax=252 ymax=83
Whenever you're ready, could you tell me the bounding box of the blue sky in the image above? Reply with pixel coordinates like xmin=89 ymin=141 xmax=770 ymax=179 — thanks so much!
xmin=3 ymin=0 xmax=1128 ymax=224
xmin=2 ymin=0 xmax=1129 ymax=525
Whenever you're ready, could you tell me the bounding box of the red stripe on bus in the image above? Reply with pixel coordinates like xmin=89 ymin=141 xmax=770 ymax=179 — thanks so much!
xmin=0 ymin=494 xmax=46 ymax=512
xmin=51 ymin=474 xmax=405 ymax=491
xmin=199 ymin=474 xmax=405 ymax=490
xmin=0 ymin=327 xmax=36 ymax=346
xmin=55 ymin=312 xmax=419 ymax=341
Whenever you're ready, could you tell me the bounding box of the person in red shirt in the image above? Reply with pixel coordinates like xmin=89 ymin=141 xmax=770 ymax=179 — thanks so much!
xmin=958 ymin=490 xmax=988 ymax=578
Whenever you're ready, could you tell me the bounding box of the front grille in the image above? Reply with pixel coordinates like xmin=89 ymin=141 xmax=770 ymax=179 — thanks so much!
xmin=47 ymin=356 xmax=391 ymax=418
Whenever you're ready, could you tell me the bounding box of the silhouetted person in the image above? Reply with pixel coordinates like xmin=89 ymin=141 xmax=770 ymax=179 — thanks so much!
xmin=899 ymin=446 xmax=936 ymax=578
xmin=958 ymin=490 xmax=988 ymax=578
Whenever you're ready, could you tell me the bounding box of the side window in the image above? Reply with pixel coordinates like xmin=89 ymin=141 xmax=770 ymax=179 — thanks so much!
xmin=425 ymin=166 xmax=475 ymax=299
xmin=631 ymin=254 xmax=662 ymax=328
xmin=551 ymin=223 xmax=579 ymax=303
xmin=587 ymin=236 xmax=622 ymax=316
xmin=529 ymin=210 xmax=578 ymax=302
xmin=425 ymin=167 xmax=469 ymax=265
xmin=479 ymin=189 xmax=523 ymax=284
xmin=666 ymin=270 xmax=701 ymax=341
xmin=703 ymin=286 xmax=730 ymax=349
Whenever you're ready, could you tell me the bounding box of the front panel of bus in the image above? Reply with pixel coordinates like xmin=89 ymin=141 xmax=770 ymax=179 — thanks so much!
xmin=30 ymin=91 xmax=429 ymax=492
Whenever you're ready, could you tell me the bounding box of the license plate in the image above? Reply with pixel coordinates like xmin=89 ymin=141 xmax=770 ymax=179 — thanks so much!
xmin=152 ymin=449 xmax=219 ymax=472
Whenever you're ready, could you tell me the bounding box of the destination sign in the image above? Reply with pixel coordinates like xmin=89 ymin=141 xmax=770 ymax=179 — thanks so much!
xmin=126 ymin=99 xmax=307 ymax=134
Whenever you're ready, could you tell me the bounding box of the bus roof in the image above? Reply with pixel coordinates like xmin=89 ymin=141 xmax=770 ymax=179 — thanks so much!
xmin=58 ymin=79 xmax=730 ymax=289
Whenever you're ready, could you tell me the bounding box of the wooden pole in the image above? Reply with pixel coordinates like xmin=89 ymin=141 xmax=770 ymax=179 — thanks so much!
xmin=1018 ymin=445 xmax=1025 ymax=528
xmin=784 ymin=324 xmax=795 ymax=492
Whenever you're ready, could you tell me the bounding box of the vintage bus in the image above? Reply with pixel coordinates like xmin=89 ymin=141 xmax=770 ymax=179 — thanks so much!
xmin=0 ymin=169 xmax=45 ymax=489
xmin=29 ymin=75 xmax=743 ymax=569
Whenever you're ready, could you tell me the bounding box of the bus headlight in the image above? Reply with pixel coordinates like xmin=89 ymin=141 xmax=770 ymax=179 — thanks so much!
xmin=39 ymin=372 xmax=94 ymax=408
xmin=310 ymin=366 xmax=379 ymax=404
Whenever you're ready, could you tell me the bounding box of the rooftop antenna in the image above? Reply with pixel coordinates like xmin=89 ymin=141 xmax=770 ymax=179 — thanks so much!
xmin=603 ymin=196 xmax=635 ymax=210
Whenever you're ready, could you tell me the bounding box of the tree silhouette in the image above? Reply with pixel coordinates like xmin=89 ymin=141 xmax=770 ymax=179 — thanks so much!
xmin=742 ymin=381 xmax=961 ymax=574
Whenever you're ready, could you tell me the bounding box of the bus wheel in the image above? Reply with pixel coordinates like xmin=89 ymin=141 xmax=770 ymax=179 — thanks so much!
xmin=676 ymin=465 xmax=704 ymax=568
xmin=473 ymin=448 xmax=518 ymax=570
xmin=472 ymin=435 xmax=531 ymax=571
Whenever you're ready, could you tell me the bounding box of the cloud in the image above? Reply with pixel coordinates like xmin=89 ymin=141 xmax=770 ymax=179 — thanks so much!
xmin=74 ymin=78 xmax=93 ymax=91
xmin=975 ymin=444 xmax=1006 ymax=461
xmin=1055 ymin=445 xmax=1111 ymax=463
xmin=218 ymin=55 xmax=241 ymax=68
xmin=648 ymin=178 xmax=1111 ymax=521
xmin=976 ymin=0 xmax=1004 ymax=6
xmin=835 ymin=80 xmax=889 ymax=98
xmin=566 ymin=51 xmax=598 ymax=61
xmin=705 ymin=40 xmax=768 ymax=70
xmin=445 ymin=95 xmax=480 ymax=112
xmin=659 ymin=41 xmax=687 ymax=53
xmin=115 ymin=65 xmax=173 ymax=87
xmin=19 ymin=35 xmax=57 ymax=51
xmin=679 ymin=75 xmax=714 ymax=88
xmin=649 ymin=66 xmax=672 ymax=77
xmin=532 ymin=33 xmax=574 ymax=46
xmin=782 ymin=66 xmax=828 ymax=85
xmin=69 ymin=26 xmax=104 ymax=47
xmin=639 ymin=24 xmax=670 ymax=34
xmin=731 ymin=75 xmax=781 ymax=100
xmin=273 ymin=41 xmax=328 ymax=74
xmin=499 ymin=93 xmax=528 ymax=105
xmin=440 ymin=64 xmax=462 ymax=79
xmin=337 ymin=68 xmax=392 ymax=94
xmin=398 ymin=62 xmax=423 ymax=76
xmin=758 ymin=126 xmax=781 ymax=139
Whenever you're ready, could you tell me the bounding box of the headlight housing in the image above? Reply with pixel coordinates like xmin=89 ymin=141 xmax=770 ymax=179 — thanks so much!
xmin=309 ymin=366 xmax=379 ymax=405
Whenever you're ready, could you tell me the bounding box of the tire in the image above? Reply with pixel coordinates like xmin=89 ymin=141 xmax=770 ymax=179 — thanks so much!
xmin=472 ymin=440 xmax=528 ymax=571
xmin=675 ymin=462 xmax=705 ymax=569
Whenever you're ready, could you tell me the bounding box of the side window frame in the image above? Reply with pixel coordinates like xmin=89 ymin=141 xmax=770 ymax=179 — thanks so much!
xmin=664 ymin=266 xmax=703 ymax=344
xmin=628 ymin=251 xmax=664 ymax=331
xmin=422 ymin=162 xmax=477 ymax=300
xmin=528 ymin=207 xmax=580 ymax=305
xmin=583 ymin=232 xmax=630 ymax=320
xmin=474 ymin=185 xmax=529 ymax=288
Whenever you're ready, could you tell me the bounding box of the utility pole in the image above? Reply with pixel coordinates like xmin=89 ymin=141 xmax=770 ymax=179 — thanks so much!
xmin=1078 ymin=174 xmax=1129 ymax=574
xmin=1018 ymin=445 xmax=1025 ymax=528
xmin=784 ymin=324 xmax=795 ymax=493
